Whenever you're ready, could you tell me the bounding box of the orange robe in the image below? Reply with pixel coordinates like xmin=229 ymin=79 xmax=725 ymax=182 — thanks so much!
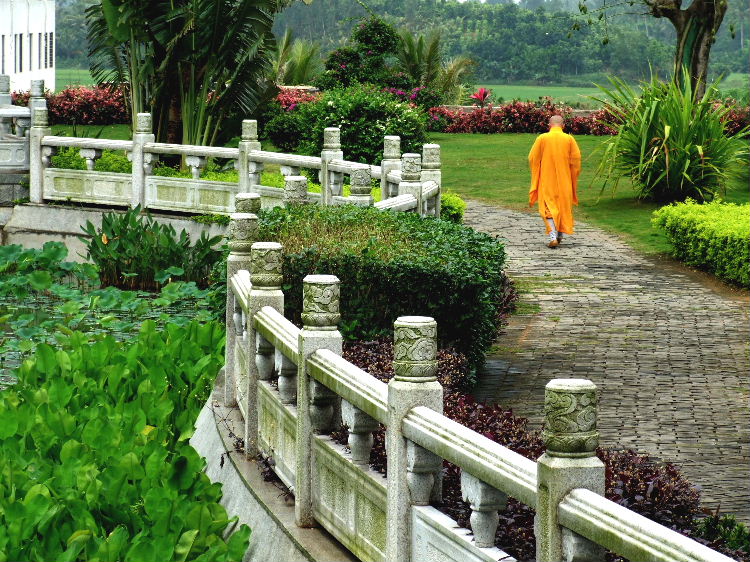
xmin=528 ymin=126 xmax=581 ymax=235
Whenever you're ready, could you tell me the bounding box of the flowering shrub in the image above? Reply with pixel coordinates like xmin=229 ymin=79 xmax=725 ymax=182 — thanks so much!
xmin=716 ymin=101 xmax=750 ymax=137
xmin=12 ymin=85 xmax=129 ymax=125
xmin=276 ymin=88 xmax=321 ymax=111
xmin=567 ymin=108 xmax=620 ymax=135
xmin=383 ymin=86 xmax=443 ymax=110
xmin=470 ymin=87 xmax=491 ymax=107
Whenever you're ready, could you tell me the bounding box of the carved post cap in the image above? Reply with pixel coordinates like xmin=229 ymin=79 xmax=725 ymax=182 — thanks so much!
xmin=30 ymin=80 xmax=45 ymax=97
xmin=32 ymin=108 xmax=48 ymax=127
xmin=323 ymin=127 xmax=341 ymax=149
xmin=235 ymin=192 xmax=261 ymax=214
xmin=284 ymin=175 xmax=309 ymax=205
xmin=228 ymin=212 xmax=258 ymax=253
xmin=242 ymin=119 xmax=258 ymax=141
xmin=302 ymin=275 xmax=341 ymax=330
xmin=0 ymin=75 xmax=9 ymax=93
xmin=251 ymin=242 xmax=283 ymax=288
xmin=393 ymin=316 xmax=438 ymax=383
xmin=542 ymin=379 xmax=599 ymax=458
xmin=350 ymin=164 xmax=371 ymax=193
xmin=401 ymin=153 xmax=422 ymax=181
xmin=384 ymin=136 xmax=401 ymax=159
xmin=136 ymin=113 xmax=152 ymax=133
xmin=422 ymin=144 xmax=441 ymax=170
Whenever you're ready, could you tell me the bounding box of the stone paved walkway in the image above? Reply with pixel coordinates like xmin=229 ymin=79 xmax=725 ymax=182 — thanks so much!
xmin=465 ymin=200 xmax=750 ymax=522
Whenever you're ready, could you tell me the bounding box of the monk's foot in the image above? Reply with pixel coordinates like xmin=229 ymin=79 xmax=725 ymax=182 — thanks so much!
xmin=547 ymin=239 xmax=559 ymax=248
xmin=557 ymin=233 xmax=563 ymax=244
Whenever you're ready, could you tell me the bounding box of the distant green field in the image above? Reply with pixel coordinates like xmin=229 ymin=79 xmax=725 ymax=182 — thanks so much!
xmin=476 ymin=84 xmax=606 ymax=107
xmin=56 ymin=67 xmax=96 ymax=89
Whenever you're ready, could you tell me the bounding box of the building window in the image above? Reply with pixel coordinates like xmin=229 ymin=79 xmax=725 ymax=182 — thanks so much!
xmin=18 ymin=34 xmax=23 ymax=73
xmin=29 ymin=33 xmax=33 ymax=72
xmin=44 ymin=33 xmax=48 ymax=68
xmin=1 ymin=35 xmax=5 ymax=75
xmin=38 ymin=33 xmax=42 ymax=70
xmin=49 ymin=32 xmax=54 ymax=69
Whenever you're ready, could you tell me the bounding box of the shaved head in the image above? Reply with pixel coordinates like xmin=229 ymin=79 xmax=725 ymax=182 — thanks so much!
xmin=549 ymin=115 xmax=564 ymax=127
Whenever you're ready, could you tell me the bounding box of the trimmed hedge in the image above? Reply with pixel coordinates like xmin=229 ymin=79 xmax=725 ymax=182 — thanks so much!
xmin=12 ymin=85 xmax=129 ymax=125
xmin=257 ymin=204 xmax=508 ymax=369
xmin=652 ymin=200 xmax=750 ymax=287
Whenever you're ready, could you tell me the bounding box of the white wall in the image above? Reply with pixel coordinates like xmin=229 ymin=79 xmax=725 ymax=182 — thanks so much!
xmin=0 ymin=0 xmax=56 ymax=92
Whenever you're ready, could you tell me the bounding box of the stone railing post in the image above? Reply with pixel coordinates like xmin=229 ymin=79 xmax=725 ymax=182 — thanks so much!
xmin=320 ymin=127 xmax=343 ymax=206
xmin=238 ymin=119 xmax=262 ymax=193
xmin=0 ymin=75 xmax=11 ymax=136
xmin=130 ymin=113 xmax=154 ymax=208
xmin=284 ymin=175 xmax=309 ymax=206
xmin=381 ymin=135 xmax=401 ymax=200
xmin=246 ymin=239 xmax=284 ymax=457
xmin=398 ymin=153 xmax=423 ymax=217
xmin=421 ymin=144 xmax=441 ymax=218
xmin=29 ymin=108 xmax=50 ymax=203
xmin=29 ymin=80 xmax=46 ymax=124
xmin=224 ymin=195 xmax=260 ymax=409
xmin=386 ymin=316 xmax=443 ymax=562
xmin=348 ymin=164 xmax=373 ymax=207
xmin=535 ymin=379 xmax=606 ymax=562
xmin=295 ymin=275 xmax=343 ymax=527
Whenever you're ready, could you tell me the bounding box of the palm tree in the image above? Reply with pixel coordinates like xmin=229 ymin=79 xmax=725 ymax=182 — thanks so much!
xmin=271 ymin=30 xmax=323 ymax=86
xmin=87 ymin=0 xmax=281 ymax=145
xmin=395 ymin=29 xmax=474 ymax=104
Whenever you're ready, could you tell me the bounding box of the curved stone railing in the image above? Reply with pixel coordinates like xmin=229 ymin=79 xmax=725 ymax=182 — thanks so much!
xmin=222 ymin=211 xmax=735 ymax=562
xmin=26 ymin=107 xmax=441 ymax=218
xmin=0 ymin=75 xmax=44 ymax=172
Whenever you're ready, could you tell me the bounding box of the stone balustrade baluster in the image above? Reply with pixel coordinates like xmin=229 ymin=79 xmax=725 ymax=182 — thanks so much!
xmin=348 ymin=163 xmax=373 ymax=207
xmin=185 ymin=155 xmax=206 ymax=180
xmin=381 ymin=135 xmax=401 ymax=200
xmin=29 ymin=80 xmax=46 ymax=126
xmin=407 ymin=441 xmax=442 ymax=505
xmin=255 ymin=333 xmax=275 ymax=381
xmin=284 ymin=175 xmax=309 ymax=206
xmin=320 ymin=127 xmax=343 ymax=205
xmin=386 ymin=316 xmax=443 ymax=562
xmin=421 ymin=144 xmax=441 ymax=217
xmin=535 ymin=379 xmax=606 ymax=562
xmin=342 ymin=400 xmax=378 ymax=466
xmin=79 ymin=148 xmax=102 ymax=172
xmin=0 ymin=75 xmax=12 ymax=136
xmin=244 ymin=239 xmax=284 ymax=456
xmin=30 ymin=108 xmax=50 ymax=203
xmin=295 ymin=274 xmax=342 ymax=527
xmin=142 ymin=153 xmax=158 ymax=176
xmin=131 ymin=113 xmax=154 ymax=208
xmin=398 ymin=153 xmax=424 ymax=216
xmin=276 ymin=349 xmax=297 ymax=405
xmin=461 ymin=471 xmax=508 ymax=548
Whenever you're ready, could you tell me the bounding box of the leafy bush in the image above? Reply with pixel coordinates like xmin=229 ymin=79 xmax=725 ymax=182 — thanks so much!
xmin=257 ymin=204 xmax=507 ymax=369
xmin=12 ymin=85 xmax=129 ymax=125
xmin=595 ymin=74 xmax=749 ymax=203
xmin=695 ymin=514 xmax=750 ymax=558
xmin=428 ymin=99 xmax=570 ymax=134
xmin=440 ymin=191 xmax=466 ymax=223
xmin=81 ymin=207 xmax=223 ymax=291
xmin=0 ymin=320 xmax=250 ymax=561
xmin=383 ymin=86 xmax=443 ymax=110
xmin=293 ymin=85 xmax=427 ymax=164
xmin=652 ymin=200 xmax=750 ymax=286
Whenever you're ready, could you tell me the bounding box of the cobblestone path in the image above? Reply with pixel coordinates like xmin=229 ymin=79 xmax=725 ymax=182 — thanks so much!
xmin=465 ymin=200 xmax=750 ymax=522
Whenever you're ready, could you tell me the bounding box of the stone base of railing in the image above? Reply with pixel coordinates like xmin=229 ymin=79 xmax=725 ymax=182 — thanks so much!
xmin=0 ymin=172 xmax=29 ymax=205
xmin=190 ymin=374 xmax=358 ymax=562
xmin=0 ymin=203 xmax=226 ymax=260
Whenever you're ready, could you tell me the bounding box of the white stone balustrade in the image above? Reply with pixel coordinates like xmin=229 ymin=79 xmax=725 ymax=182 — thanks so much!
xmin=1 ymin=74 xmax=36 ymax=173
xmin=224 ymin=212 xmax=737 ymax=562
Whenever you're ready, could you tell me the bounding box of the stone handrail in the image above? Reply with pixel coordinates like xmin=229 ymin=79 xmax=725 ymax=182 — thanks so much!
xmin=222 ymin=224 xmax=736 ymax=562
xmin=42 ymin=136 xmax=134 ymax=151
xmin=142 ymin=142 xmax=239 ymax=159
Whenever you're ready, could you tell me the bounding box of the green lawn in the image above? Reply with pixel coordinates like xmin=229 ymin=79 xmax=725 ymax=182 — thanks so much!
xmin=51 ymin=124 xmax=132 ymax=140
xmin=431 ymin=132 xmax=749 ymax=255
xmin=56 ymin=67 xmax=96 ymax=89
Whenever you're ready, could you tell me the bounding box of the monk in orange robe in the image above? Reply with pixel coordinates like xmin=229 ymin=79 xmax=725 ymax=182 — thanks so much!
xmin=528 ymin=115 xmax=582 ymax=248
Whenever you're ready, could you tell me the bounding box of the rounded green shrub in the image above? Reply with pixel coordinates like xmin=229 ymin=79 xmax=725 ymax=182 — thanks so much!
xmin=440 ymin=191 xmax=467 ymax=223
xmin=256 ymin=204 xmax=508 ymax=369
xmin=294 ymin=85 xmax=427 ymax=164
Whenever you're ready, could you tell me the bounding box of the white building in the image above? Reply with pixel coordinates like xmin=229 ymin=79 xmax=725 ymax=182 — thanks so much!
xmin=0 ymin=0 xmax=56 ymax=91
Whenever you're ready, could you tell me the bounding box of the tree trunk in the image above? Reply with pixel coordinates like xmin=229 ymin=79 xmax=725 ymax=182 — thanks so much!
xmin=646 ymin=0 xmax=728 ymax=98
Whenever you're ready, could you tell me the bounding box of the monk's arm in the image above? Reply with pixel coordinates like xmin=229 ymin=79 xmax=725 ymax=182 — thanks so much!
xmin=569 ymin=137 xmax=582 ymax=205
xmin=528 ymin=137 xmax=543 ymax=206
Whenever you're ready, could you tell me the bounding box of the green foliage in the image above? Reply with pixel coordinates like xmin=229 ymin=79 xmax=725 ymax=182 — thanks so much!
xmin=695 ymin=514 xmax=750 ymax=556
xmin=440 ymin=191 xmax=467 ymax=224
xmin=274 ymin=85 xmax=427 ymax=164
xmin=594 ymin=73 xmax=749 ymax=203
xmin=0 ymin=320 xmax=251 ymax=561
xmin=652 ymin=200 xmax=750 ymax=287
xmin=80 ymin=207 xmax=222 ymax=291
xmin=256 ymin=205 xmax=507 ymax=369
xmin=270 ymin=30 xmax=324 ymax=86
